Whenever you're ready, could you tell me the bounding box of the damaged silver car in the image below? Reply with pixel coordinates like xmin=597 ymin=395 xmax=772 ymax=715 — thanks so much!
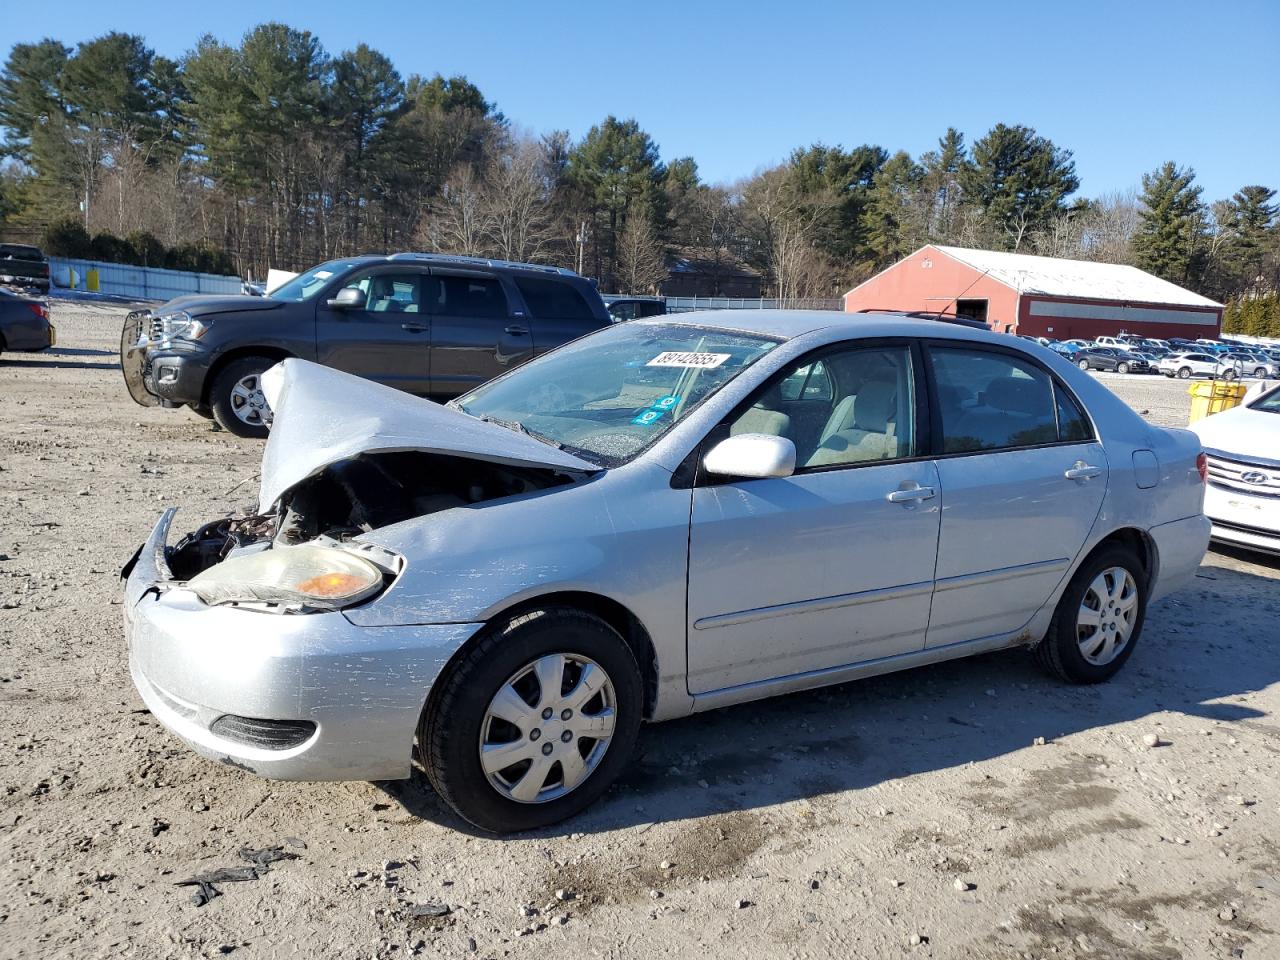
xmin=123 ymin=312 xmax=1211 ymax=831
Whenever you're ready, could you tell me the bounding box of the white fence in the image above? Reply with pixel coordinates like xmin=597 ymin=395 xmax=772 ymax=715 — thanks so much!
xmin=49 ymin=257 xmax=242 ymax=301
xmin=664 ymin=296 xmax=842 ymax=312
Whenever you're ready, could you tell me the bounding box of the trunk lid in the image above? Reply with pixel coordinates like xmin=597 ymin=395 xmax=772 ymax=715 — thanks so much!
xmin=257 ymin=359 xmax=600 ymax=512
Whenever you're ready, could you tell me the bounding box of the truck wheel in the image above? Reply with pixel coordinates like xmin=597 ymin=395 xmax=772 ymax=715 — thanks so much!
xmin=209 ymin=356 xmax=276 ymax=438
xmin=420 ymin=608 xmax=643 ymax=832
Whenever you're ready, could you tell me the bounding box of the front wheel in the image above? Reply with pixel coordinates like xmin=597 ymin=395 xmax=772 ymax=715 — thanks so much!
xmin=420 ymin=608 xmax=643 ymax=832
xmin=1035 ymin=547 xmax=1147 ymax=684
xmin=1078 ymin=359 xmax=1090 ymax=370
xmin=1254 ymin=368 xmax=1267 ymax=379
xmin=1117 ymin=362 xmax=1130 ymax=374
xmin=209 ymin=355 xmax=275 ymax=438
xmin=1220 ymin=368 xmax=1237 ymax=381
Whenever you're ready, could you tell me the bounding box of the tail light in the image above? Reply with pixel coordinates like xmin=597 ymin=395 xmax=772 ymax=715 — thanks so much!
xmin=1196 ymin=452 xmax=1207 ymax=484
xmin=26 ymin=303 xmax=48 ymax=320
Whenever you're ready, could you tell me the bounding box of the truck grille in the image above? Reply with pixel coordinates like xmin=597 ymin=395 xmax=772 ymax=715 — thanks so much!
xmin=1205 ymin=453 xmax=1280 ymax=498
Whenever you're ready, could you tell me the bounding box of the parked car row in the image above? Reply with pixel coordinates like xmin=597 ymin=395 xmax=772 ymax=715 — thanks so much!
xmin=1019 ymin=332 xmax=1280 ymax=380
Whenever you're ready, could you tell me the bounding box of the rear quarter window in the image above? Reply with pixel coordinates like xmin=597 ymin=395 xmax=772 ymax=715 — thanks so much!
xmin=514 ymin=276 xmax=599 ymax=323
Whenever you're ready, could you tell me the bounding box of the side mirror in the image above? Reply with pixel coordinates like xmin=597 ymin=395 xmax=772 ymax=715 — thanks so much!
xmin=326 ymin=287 xmax=366 ymax=310
xmin=703 ymin=433 xmax=796 ymax=480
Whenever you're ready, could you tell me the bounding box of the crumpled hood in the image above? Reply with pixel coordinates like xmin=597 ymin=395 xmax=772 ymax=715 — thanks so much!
xmin=256 ymin=359 xmax=599 ymax=512
xmin=156 ymin=294 xmax=284 ymax=316
xmin=1190 ymin=394 xmax=1280 ymax=463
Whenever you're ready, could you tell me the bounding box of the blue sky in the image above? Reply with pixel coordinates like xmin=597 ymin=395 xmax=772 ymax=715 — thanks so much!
xmin=8 ymin=0 xmax=1278 ymax=200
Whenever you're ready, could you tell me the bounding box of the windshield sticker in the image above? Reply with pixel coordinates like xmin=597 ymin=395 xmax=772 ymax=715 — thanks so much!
xmin=312 ymin=271 xmax=333 ymax=280
xmin=646 ymin=351 xmax=731 ymax=369
xmin=651 ymin=394 xmax=680 ymax=411
xmin=632 ymin=409 xmax=665 ymax=427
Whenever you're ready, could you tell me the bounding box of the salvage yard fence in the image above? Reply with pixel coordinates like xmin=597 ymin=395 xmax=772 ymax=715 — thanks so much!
xmin=49 ymin=256 xmax=242 ymax=301
xmin=665 ymin=296 xmax=843 ymax=312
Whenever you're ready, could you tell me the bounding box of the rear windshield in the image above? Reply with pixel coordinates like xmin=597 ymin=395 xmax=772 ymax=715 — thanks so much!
xmin=0 ymin=245 xmax=44 ymax=260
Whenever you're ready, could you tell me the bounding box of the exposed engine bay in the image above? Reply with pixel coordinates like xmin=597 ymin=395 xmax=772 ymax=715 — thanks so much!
xmin=166 ymin=451 xmax=575 ymax=581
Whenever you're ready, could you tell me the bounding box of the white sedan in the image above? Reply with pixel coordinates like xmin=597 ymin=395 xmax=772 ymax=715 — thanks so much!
xmin=1191 ymin=381 xmax=1280 ymax=554
xmin=122 ymin=312 xmax=1211 ymax=831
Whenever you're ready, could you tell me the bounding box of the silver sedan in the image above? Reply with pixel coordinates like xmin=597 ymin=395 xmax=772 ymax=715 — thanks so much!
xmin=123 ymin=312 xmax=1211 ymax=831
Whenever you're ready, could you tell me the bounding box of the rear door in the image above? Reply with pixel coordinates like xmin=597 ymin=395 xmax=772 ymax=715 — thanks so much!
xmin=425 ymin=271 xmax=531 ymax=396
xmin=924 ymin=344 xmax=1107 ymax=647
xmin=511 ymin=274 xmax=611 ymax=358
xmin=314 ymin=266 xmax=432 ymax=392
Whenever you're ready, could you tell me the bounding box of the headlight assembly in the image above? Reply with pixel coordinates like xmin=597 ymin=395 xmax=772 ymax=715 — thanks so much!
xmin=186 ymin=545 xmax=384 ymax=610
xmin=156 ymin=311 xmax=210 ymax=342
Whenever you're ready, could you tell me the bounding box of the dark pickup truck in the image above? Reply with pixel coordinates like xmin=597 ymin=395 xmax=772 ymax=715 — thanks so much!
xmin=0 ymin=243 xmax=51 ymax=294
xmin=121 ymin=252 xmax=613 ymax=437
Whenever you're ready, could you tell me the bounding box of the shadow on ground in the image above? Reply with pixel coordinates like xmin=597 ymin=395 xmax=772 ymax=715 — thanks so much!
xmin=383 ymin=558 xmax=1280 ymax=837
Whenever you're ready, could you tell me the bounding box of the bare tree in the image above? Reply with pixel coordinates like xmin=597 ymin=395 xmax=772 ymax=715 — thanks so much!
xmin=616 ymin=208 xmax=667 ymax=294
xmin=485 ymin=139 xmax=554 ymax=262
xmin=740 ymin=167 xmax=836 ymax=304
xmin=417 ymin=166 xmax=491 ymax=254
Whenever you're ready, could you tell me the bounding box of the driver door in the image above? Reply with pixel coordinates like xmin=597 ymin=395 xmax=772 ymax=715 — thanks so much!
xmin=314 ymin=267 xmax=432 ymax=393
xmin=686 ymin=343 xmax=941 ymax=695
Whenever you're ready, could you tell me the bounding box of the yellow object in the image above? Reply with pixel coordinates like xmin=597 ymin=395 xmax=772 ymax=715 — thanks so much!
xmin=86 ymin=268 xmax=100 ymax=292
xmin=1188 ymin=380 xmax=1246 ymax=423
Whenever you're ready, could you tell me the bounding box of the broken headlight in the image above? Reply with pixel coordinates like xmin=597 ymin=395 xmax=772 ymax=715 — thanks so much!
xmin=186 ymin=545 xmax=384 ymax=610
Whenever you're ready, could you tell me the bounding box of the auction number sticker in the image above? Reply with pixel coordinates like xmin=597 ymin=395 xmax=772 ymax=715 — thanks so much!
xmin=646 ymin=351 xmax=731 ymax=369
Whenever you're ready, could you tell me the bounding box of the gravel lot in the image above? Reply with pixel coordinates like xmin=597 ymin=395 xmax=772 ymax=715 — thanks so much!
xmin=2 ymin=302 xmax=1278 ymax=960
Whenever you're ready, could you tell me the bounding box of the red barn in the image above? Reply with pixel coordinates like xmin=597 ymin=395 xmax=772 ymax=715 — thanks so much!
xmin=843 ymin=245 xmax=1223 ymax=341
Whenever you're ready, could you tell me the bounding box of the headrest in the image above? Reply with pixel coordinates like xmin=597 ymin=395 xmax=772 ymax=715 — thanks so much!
xmin=853 ymin=380 xmax=896 ymax=432
xmin=984 ymin=376 xmax=1043 ymax=416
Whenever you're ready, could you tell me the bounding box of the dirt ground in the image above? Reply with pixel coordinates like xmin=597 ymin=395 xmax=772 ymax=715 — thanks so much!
xmin=2 ymin=301 xmax=1278 ymax=960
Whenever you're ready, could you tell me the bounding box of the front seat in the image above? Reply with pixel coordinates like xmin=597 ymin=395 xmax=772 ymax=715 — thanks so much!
xmin=731 ymin=383 xmax=792 ymax=438
xmin=806 ymin=380 xmax=898 ymax=467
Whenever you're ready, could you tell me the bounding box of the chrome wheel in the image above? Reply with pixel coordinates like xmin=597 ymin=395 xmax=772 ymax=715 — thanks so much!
xmin=479 ymin=653 xmax=617 ymax=804
xmin=1076 ymin=566 xmax=1138 ymax=665
xmin=229 ymin=373 xmax=272 ymax=427
xmin=1078 ymin=359 xmax=1089 ymax=370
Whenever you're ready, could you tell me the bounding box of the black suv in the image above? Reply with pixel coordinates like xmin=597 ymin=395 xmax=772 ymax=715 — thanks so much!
xmin=121 ymin=253 xmax=612 ymax=437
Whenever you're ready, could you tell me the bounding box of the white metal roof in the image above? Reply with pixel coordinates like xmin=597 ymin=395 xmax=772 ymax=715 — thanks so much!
xmin=930 ymin=245 xmax=1222 ymax=308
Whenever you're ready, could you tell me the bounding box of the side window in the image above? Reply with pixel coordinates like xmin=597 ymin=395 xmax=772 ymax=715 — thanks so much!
xmin=431 ymin=275 xmax=509 ymax=319
xmin=337 ymin=271 xmax=424 ymax=314
xmin=778 ymin=360 xmax=833 ymax=401
xmin=726 ymin=346 xmax=915 ymax=470
xmin=515 ymin=276 xmax=596 ymax=322
xmin=930 ymin=348 xmax=1059 ymax=452
xmin=1054 ymin=385 xmax=1093 ymax=442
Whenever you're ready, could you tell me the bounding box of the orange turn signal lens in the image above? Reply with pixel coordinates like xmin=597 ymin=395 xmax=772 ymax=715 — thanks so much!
xmin=297 ymin=572 xmax=367 ymax=597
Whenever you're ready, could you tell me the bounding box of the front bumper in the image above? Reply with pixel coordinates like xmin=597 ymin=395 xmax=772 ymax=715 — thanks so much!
xmin=120 ymin=311 xmax=212 ymax=408
xmin=123 ymin=510 xmax=483 ymax=781
xmin=1203 ymin=483 xmax=1280 ymax=555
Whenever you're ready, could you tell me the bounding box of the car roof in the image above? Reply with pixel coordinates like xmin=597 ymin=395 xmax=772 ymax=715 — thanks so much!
xmin=633 ymin=309 xmax=1023 ymax=346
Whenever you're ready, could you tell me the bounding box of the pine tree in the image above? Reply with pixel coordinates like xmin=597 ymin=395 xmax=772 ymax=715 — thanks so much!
xmin=959 ymin=124 xmax=1079 ymax=249
xmin=1221 ymin=299 xmax=1239 ymax=334
xmin=1132 ymin=162 xmax=1206 ymax=285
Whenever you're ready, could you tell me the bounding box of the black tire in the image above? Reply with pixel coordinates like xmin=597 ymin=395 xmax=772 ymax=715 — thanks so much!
xmin=1035 ymin=546 xmax=1148 ymax=684
xmin=208 ymin=355 xmax=274 ymax=438
xmin=1078 ymin=359 xmax=1090 ymax=370
xmin=1117 ymin=362 xmax=1129 ymax=374
xmin=1221 ymin=368 xmax=1237 ymax=381
xmin=420 ymin=607 xmax=643 ymax=832
xmin=1254 ymin=368 xmax=1267 ymax=379
xmin=1177 ymin=367 xmax=1191 ymax=379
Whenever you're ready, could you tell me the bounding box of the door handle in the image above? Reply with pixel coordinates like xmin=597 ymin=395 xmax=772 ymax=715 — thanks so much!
xmin=886 ymin=485 xmax=936 ymax=503
xmin=505 ymin=324 xmax=528 ymax=335
xmin=1064 ymin=462 xmax=1102 ymax=481
xmin=401 ymin=322 xmax=428 ymax=333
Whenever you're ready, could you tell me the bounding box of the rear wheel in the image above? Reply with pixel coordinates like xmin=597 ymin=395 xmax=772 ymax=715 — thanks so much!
xmin=1177 ymin=367 xmax=1192 ymax=379
xmin=1036 ymin=547 xmax=1147 ymax=684
xmin=209 ymin=355 xmax=275 ymax=438
xmin=420 ymin=608 xmax=643 ymax=832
